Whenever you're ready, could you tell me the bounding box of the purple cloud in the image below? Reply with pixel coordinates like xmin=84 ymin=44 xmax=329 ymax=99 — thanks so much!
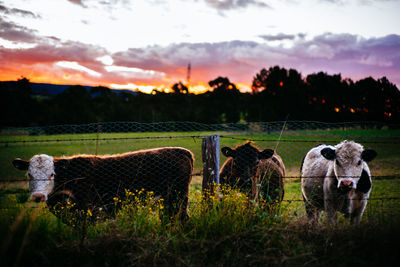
xmin=259 ymin=33 xmax=299 ymax=42
xmin=0 ymin=3 xmax=41 ymax=18
xmin=67 ymin=0 xmax=86 ymax=7
xmin=0 ymin=18 xmax=398 ymax=89
xmin=204 ymin=0 xmax=271 ymax=10
xmin=112 ymin=33 xmax=400 ymax=87
xmin=0 ymin=18 xmax=39 ymax=43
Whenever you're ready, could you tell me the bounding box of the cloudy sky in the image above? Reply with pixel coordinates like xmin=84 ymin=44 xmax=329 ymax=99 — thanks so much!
xmin=0 ymin=0 xmax=399 ymax=93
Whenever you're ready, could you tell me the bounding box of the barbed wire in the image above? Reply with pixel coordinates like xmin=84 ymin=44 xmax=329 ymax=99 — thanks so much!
xmin=1 ymin=121 xmax=399 ymax=218
xmin=2 ymin=134 xmax=399 ymax=145
xmin=0 ymin=135 xmax=208 ymax=145
xmin=219 ymin=136 xmax=400 ymax=145
xmin=0 ymin=197 xmax=399 ymax=210
xmin=2 ymin=175 xmax=400 ymax=183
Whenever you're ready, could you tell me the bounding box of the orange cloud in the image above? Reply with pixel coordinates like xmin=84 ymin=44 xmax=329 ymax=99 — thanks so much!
xmin=1 ymin=30 xmax=399 ymax=93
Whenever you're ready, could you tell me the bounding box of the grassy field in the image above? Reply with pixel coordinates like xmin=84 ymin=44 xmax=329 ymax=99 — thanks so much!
xmin=1 ymin=127 xmax=400 ymax=266
xmin=1 ymin=128 xmax=400 ymax=179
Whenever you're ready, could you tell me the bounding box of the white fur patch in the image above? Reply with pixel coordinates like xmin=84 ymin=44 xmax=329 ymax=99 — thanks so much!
xmin=28 ymin=154 xmax=55 ymax=200
xmin=334 ymin=141 xmax=364 ymax=189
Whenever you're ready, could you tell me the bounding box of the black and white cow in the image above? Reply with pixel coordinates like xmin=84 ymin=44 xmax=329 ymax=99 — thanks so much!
xmin=301 ymin=140 xmax=377 ymax=224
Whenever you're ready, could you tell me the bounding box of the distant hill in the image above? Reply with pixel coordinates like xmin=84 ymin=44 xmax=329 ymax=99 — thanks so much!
xmin=0 ymin=81 xmax=138 ymax=96
xmin=31 ymin=83 xmax=84 ymax=96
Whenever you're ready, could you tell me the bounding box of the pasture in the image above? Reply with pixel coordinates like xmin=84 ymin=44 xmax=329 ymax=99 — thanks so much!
xmin=1 ymin=121 xmax=399 ymax=266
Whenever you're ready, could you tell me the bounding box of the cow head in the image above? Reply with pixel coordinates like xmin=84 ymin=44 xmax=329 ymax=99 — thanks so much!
xmin=321 ymin=141 xmax=376 ymax=192
xmin=221 ymin=142 xmax=274 ymax=182
xmin=13 ymin=154 xmax=60 ymax=202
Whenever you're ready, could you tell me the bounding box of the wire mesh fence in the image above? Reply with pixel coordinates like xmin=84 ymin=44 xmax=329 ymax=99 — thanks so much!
xmin=1 ymin=121 xmax=399 ymax=223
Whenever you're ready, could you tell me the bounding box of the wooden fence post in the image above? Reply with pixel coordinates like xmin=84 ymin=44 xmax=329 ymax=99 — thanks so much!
xmin=202 ymin=135 xmax=220 ymax=196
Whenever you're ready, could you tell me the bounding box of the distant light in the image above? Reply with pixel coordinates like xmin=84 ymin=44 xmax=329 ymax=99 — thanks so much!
xmin=350 ymin=108 xmax=355 ymax=113
xmin=334 ymin=107 xmax=340 ymax=112
xmin=322 ymin=99 xmax=325 ymax=104
xmin=384 ymin=112 xmax=392 ymax=117
xmin=279 ymin=81 xmax=283 ymax=87
xmin=110 ymin=83 xmax=154 ymax=94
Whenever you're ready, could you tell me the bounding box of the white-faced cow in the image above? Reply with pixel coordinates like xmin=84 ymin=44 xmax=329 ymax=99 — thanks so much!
xmin=219 ymin=142 xmax=285 ymax=203
xmin=12 ymin=147 xmax=194 ymax=222
xmin=301 ymin=141 xmax=377 ymax=224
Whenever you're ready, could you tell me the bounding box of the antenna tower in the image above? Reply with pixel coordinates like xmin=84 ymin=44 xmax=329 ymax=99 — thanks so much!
xmin=186 ymin=62 xmax=191 ymax=87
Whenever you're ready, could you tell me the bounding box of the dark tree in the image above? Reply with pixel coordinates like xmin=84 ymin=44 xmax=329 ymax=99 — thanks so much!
xmin=208 ymin=76 xmax=241 ymax=123
xmin=171 ymin=82 xmax=189 ymax=94
xmin=1 ymin=67 xmax=399 ymax=127
xmin=250 ymin=66 xmax=307 ymax=121
xmin=0 ymin=77 xmax=41 ymax=127
xmin=353 ymin=77 xmax=400 ymax=122
xmin=305 ymin=72 xmax=351 ymax=121
xmin=50 ymin=85 xmax=95 ymax=124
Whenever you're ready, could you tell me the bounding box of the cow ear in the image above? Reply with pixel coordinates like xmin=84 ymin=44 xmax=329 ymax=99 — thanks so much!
xmin=55 ymin=159 xmax=69 ymax=169
xmin=259 ymin=149 xmax=274 ymax=159
xmin=361 ymin=149 xmax=377 ymax=162
xmin=321 ymin=147 xmax=336 ymax=160
xmin=357 ymin=169 xmax=372 ymax=193
xmin=12 ymin=159 xmax=29 ymax=170
xmin=221 ymin=147 xmax=236 ymax=158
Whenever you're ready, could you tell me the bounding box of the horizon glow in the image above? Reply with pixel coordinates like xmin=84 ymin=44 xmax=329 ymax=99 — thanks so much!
xmin=0 ymin=0 xmax=399 ymax=93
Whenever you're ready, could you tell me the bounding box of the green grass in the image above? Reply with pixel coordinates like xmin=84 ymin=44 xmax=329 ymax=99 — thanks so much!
xmin=1 ymin=179 xmax=400 ymax=266
xmin=1 ymin=128 xmax=399 ymax=266
xmin=1 ymin=128 xmax=399 ymax=180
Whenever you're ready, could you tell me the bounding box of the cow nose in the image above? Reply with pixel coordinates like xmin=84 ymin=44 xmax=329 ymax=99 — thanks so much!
xmin=341 ymin=180 xmax=353 ymax=188
xmin=31 ymin=193 xmax=46 ymax=202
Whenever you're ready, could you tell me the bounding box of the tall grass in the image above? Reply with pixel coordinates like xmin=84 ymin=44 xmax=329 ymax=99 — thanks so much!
xmin=1 ymin=127 xmax=399 ymax=266
xmin=1 ymin=182 xmax=399 ymax=266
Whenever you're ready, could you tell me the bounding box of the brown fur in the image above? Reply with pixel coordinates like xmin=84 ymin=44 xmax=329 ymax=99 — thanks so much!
xmin=219 ymin=142 xmax=285 ymax=203
xmin=48 ymin=147 xmax=194 ymax=222
xmin=253 ymin=154 xmax=285 ymax=202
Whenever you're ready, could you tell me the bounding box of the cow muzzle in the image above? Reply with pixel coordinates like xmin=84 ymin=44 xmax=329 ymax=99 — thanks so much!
xmin=31 ymin=193 xmax=46 ymax=203
xmin=339 ymin=180 xmax=353 ymax=192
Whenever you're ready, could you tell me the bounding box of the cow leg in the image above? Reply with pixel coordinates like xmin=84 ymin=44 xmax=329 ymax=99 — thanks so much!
xmin=163 ymin=182 xmax=189 ymax=223
xmin=304 ymin=196 xmax=321 ymax=223
xmin=350 ymin=210 xmax=362 ymax=224
xmin=350 ymin=203 xmax=367 ymax=224
xmin=178 ymin=194 xmax=189 ymax=222
xmin=325 ymin=200 xmax=338 ymax=224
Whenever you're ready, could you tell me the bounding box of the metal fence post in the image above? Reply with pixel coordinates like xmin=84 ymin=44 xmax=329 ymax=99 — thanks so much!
xmin=201 ymin=135 xmax=220 ymax=196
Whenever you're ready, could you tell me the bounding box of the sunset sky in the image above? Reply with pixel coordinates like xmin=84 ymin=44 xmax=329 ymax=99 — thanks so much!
xmin=1 ymin=0 xmax=399 ymax=93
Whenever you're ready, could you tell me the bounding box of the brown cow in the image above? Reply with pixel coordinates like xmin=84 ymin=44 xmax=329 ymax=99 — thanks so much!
xmin=219 ymin=142 xmax=285 ymax=203
xmin=12 ymin=147 xmax=194 ymax=222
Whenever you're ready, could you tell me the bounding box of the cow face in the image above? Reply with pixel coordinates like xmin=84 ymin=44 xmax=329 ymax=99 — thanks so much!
xmin=222 ymin=142 xmax=274 ymax=182
xmin=13 ymin=154 xmax=56 ymax=202
xmin=321 ymin=141 xmax=376 ymax=192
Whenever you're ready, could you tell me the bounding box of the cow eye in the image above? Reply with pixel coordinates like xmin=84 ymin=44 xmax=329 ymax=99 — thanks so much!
xmin=335 ymin=159 xmax=341 ymax=167
xmin=357 ymin=160 xmax=362 ymax=166
xmin=27 ymin=173 xmax=33 ymax=180
xmin=49 ymin=173 xmax=54 ymax=179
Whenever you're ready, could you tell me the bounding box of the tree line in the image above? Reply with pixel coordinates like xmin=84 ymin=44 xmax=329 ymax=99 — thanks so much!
xmin=1 ymin=65 xmax=399 ymax=127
